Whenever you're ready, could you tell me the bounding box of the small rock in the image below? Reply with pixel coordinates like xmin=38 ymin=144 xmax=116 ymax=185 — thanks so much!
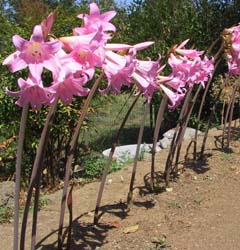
xmin=120 ymin=175 xmax=124 ymax=182
xmin=163 ymin=129 xmax=176 ymax=139
xmin=165 ymin=187 xmax=173 ymax=192
xmin=159 ymin=137 xmax=171 ymax=149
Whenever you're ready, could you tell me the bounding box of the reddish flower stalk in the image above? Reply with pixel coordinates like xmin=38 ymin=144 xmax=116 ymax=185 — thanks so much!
xmin=193 ymin=58 xmax=222 ymax=160
xmin=57 ymin=72 xmax=105 ymax=250
xmin=127 ymin=101 xmax=149 ymax=205
xmin=226 ymin=81 xmax=239 ymax=148
xmin=31 ymin=171 xmax=42 ymax=250
xmin=200 ymin=83 xmax=225 ymax=158
xmin=94 ymin=93 xmax=140 ymax=225
xmin=149 ymin=95 xmax=168 ymax=191
xmin=174 ymin=84 xmax=203 ymax=168
xmin=163 ymin=89 xmax=192 ymax=186
xmin=66 ymin=185 xmax=74 ymax=250
xmin=222 ymin=81 xmax=238 ymax=148
xmin=13 ymin=105 xmax=29 ymax=250
xmin=20 ymin=100 xmax=58 ymax=250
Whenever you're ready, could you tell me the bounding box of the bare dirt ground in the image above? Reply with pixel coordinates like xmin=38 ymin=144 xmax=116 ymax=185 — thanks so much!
xmin=1 ymin=126 xmax=240 ymax=250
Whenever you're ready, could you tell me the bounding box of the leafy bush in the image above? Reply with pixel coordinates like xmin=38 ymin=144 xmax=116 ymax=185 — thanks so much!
xmin=82 ymin=155 xmax=131 ymax=180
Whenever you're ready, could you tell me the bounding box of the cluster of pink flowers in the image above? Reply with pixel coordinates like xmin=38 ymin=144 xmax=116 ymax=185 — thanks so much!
xmin=3 ymin=3 xmax=214 ymax=110
xmin=223 ymin=24 xmax=240 ymax=76
xmin=2 ymin=3 xmax=159 ymax=108
xmin=158 ymin=40 xmax=214 ymax=109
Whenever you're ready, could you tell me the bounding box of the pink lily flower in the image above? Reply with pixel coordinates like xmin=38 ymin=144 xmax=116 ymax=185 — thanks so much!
xmin=174 ymin=39 xmax=203 ymax=59
xmin=77 ymin=2 xmax=116 ymax=33
xmin=187 ymin=56 xmax=214 ymax=87
xmin=48 ymin=48 xmax=92 ymax=104
xmin=3 ymin=25 xmax=61 ymax=79
xmin=5 ymin=74 xmax=52 ymax=109
xmin=168 ymin=54 xmax=191 ymax=85
xmin=49 ymin=70 xmax=90 ymax=104
xmin=168 ymin=41 xmax=214 ymax=89
xmin=156 ymin=65 xmax=187 ymax=109
xmin=132 ymin=58 xmax=160 ymax=102
xmin=60 ymin=31 xmax=106 ymax=70
xmin=101 ymin=50 xmax=135 ymax=93
xmin=159 ymin=84 xmax=186 ymax=110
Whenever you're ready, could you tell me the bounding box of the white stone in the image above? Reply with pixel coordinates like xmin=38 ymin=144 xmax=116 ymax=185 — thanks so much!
xmin=102 ymin=143 xmax=160 ymax=163
xmin=163 ymin=128 xmax=176 ymax=139
xmin=159 ymin=137 xmax=171 ymax=149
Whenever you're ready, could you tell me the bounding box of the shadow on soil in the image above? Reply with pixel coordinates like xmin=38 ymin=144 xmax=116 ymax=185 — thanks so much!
xmin=35 ymin=182 xmax=159 ymax=249
xmin=36 ymin=202 xmax=129 ymax=250
xmin=36 ymin=220 xmax=115 ymax=250
xmin=184 ymin=153 xmax=212 ymax=174
xmin=214 ymin=126 xmax=240 ymax=152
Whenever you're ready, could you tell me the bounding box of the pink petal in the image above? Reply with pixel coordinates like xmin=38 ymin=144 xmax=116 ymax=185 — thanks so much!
xmin=5 ymin=87 xmax=21 ymax=98
xmin=43 ymin=57 xmax=60 ymax=76
xmin=9 ymin=56 xmax=27 ymax=72
xmin=44 ymin=40 xmax=62 ymax=54
xmin=12 ymin=35 xmax=26 ymax=51
xmin=177 ymin=39 xmax=190 ymax=49
xmin=2 ymin=51 xmax=21 ymax=67
xmin=17 ymin=78 xmax=28 ymax=89
xmin=101 ymin=22 xmax=116 ymax=32
xmin=133 ymin=41 xmax=154 ymax=51
xmin=30 ymin=25 xmax=44 ymax=43
xmin=89 ymin=3 xmax=100 ymax=15
xmin=105 ymin=51 xmax=127 ymax=67
xmin=105 ymin=43 xmax=132 ymax=51
xmin=59 ymin=33 xmax=96 ymax=50
xmin=41 ymin=11 xmax=57 ymax=41
xmin=29 ymin=63 xmax=43 ymax=79
xmin=102 ymin=11 xmax=116 ymax=21
xmin=132 ymin=72 xmax=149 ymax=88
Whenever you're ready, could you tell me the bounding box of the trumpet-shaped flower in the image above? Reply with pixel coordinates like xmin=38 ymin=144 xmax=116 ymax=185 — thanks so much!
xmin=3 ymin=25 xmax=61 ymax=79
xmin=101 ymin=50 xmax=135 ymax=93
xmin=60 ymin=31 xmax=106 ymax=70
xmin=174 ymin=39 xmax=203 ymax=59
xmin=5 ymin=75 xmax=52 ymax=109
xmin=77 ymin=2 xmax=116 ymax=33
xmin=49 ymin=69 xmax=90 ymax=104
xmin=132 ymin=58 xmax=160 ymax=102
xmin=159 ymin=84 xmax=186 ymax=110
